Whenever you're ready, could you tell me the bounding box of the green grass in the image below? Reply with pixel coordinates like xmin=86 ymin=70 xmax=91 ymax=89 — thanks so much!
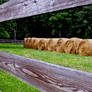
xmin=0 ymin=69 xmax=40 ymax=92
xmin=0 ymin=43 xmax=92 ymax=73
xmin=0 ymin=43 xmax=92 ymax=92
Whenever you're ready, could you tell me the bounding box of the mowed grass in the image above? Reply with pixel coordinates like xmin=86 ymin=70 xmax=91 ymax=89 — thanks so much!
xmin=0 ymin=44 xmax=92 ymax=92
xmin=0 ymin=44 xmax=92 ymax=73
xmin=0 ymin=70 xmax=40 ymax=92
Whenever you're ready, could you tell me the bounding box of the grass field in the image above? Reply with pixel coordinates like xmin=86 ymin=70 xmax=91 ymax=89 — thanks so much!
xmin=0 ymin=43 xmax=92 ymax=92
xmin=0 ymin=70 xmax=40 ymax=92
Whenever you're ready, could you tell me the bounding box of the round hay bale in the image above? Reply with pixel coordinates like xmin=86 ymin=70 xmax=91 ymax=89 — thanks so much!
xmin=47 ymin=38 xmax=59 ymax=51
xmin=38 ymin=38 xmax=48 ymax=50
xmin=24 ymin=38 xmax=27 ymax=48
xmin=32 ymin=37 xmax=39 ymax=49
xmin=70 ymin=38 xmax=83 ymax=54
xmin=33 ymin=38 xmax=41 ymax=49
xmin=64 ymin=38 xmax=82 ymax=54
xmin=79 ymin=39 xmax=92 ymax=56
xmin=28 ymin=38 xmax=33 ymax=49
xmin=25 ymin=38 xmax=31 ymax=48
xmin=45 ymin=39 xmax=52 ymax=50
xmin=28 ymin=38 xmax=32 ymax=48
xmin=56 ymin=38 xmax=69 ymax=53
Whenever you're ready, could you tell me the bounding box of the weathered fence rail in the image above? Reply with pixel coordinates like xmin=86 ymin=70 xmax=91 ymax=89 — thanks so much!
xmin=0 ymin=51 xmax=92 ymax=92
xmin=0 ymin=39 xmax=23 ymax=44
xmin=0 ymin=0 xmax=92 ymax=92
xmin=0 ymin=0 xmax=92 ymax=22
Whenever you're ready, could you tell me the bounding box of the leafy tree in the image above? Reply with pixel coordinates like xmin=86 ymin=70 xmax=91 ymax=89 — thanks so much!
xmin=0 ymin=0 xmax=9 ymax=4
xmin=0 ymin=2 xmax=92 ymax=39
xmin=49 ymin=5 xmax=92 ymax=38
xmin=0 ymin=20 xmax=17 ymax=39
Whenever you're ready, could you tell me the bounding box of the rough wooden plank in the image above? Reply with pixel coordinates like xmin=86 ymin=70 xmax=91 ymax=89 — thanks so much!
xmin=0 ymin=0 xmax=92 ymax=22
xmin=0 ymin=51 xmax=92 ymax=92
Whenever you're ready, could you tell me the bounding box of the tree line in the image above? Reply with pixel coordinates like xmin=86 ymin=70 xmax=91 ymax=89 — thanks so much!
xmin=0 ymin=0 xmax=92 ymax=39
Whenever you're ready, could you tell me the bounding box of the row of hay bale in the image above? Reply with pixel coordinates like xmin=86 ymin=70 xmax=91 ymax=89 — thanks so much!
xmin=24 ymin=37 xmax=92 ymax=56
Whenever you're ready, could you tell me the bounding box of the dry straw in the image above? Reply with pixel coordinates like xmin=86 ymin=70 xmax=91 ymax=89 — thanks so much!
xmin=45 ymin=38 xmax=52 ymax=51
xmin=56 ymin=38 xmax=69 ymax=53
xmin=64 ymin=38 xmax=82 ymax=54
xmin=28 ymin=38 xmax=32 ymax=49
xmin=26 ymin=38 xmax=31 ymax=48
xmin=79 ymin=39 xmax=92 ymax=56
xmin=24 ymin=38 xmax=27 ymax=48
xmin=24 ymin=37 xmax=92 ymax=56
xmin=44 ymin=39 xmax=50 ymax=50
xmin=47 ymin=38 xmax=59 ymax=51
xmin=38 ymin=38 xmax=47 ymax=50
xmin=31 ymin=37 xmax=39 ymax=49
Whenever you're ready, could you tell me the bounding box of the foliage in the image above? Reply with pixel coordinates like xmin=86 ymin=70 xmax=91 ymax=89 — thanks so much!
xmin=0 ymin=0 xmax=9 ymax=4
xmin=0 ymin=20 xmax=17 ymax=39
xmin=0 ymin=4 xmax=92 ymax=39
xmin=0 ymin=70 xmax=40 ymax=92
xmin=49 ymin=5 xmax=92 ymax=38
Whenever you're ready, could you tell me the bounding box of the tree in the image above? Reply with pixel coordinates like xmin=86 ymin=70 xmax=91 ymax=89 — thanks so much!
xmin=48 ymin=5 xmax=92 ymax=38
xmin=0 ymin=20 xmax=17 ymax=39
xmin=0 ymin=0 xmax=9 ymax=4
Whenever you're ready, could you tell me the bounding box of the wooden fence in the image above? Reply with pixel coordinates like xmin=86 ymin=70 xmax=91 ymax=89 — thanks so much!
xmin=0 ymin=51 xmax=92 ymax=92
xmin=0 ymin=0 xmax=92 ymax=22
xmin=0 ymin=0 xmax=92 ymax=92
xmin=0 ymin=39 xmax=23 ymax=44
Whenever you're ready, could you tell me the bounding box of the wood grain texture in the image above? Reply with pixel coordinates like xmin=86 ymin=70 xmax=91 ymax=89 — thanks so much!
xmin=0 ymin=51 xmax=92 ymax=92
xmin=0 ymin=0 xmax=92 ymax=22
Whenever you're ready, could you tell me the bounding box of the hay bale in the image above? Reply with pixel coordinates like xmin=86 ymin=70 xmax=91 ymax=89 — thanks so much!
xmin=75 ymin=38 xmax=83 ymax=54
xmin=24 ymin=38 xmax=27 ymax=48
xmin=25 ymin=38 xmax=31 ymax=48
xmin=64 ymin=38 xmax=82 ymax=54
xmin=45 ymin=39 xmax=52 ymax=50
xmin=47 ymin=38 xmax=59 ymax=51
xmin=33 ymin=38 xmax=41 ymax=49
xmin=56 ymin=38 xmax=69 ymax=53
xmin=79 ymin=39 xmax=92 ymax=56
xmin=70 ymin=38 xmax=83 ymax=54
xmin=38 ymin=38 xmax=48 ymax=50
xmin=32 ymin=37 xmax=39 ymax=49
xmin=28 ymin=38 xmax=33 ymax=49
xmin=28 ymin=38 xmax=33 ymax=48
xmin=24 ymin=37 xmax=40 ymax=49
